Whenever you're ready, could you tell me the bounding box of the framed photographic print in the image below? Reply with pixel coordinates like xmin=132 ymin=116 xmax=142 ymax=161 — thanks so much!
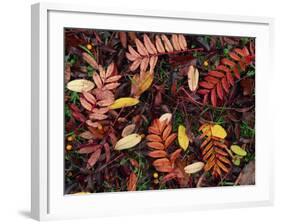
xmin=31 ymin=2 xmax=274 ymax=221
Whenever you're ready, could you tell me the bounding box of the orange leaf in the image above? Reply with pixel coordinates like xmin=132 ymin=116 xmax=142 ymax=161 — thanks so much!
xmin=146 ymin=134 xmax=162 ymax=142
xmin=153 ymin=158 xmax=173 ymax=173
xmin=127 ymin=172 xmax=138 ymax=191
xmin=147 ymin=150 xmax=168 ymax=158
xmin=164 ymin=133 xmax=177 ymax=149
xmin=147 ymin=142 xmax=165 ymax=150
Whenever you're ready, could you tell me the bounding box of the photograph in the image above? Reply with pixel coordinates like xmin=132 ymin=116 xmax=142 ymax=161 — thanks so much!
xmin=64 ymin=28 xmax=255 ymax=194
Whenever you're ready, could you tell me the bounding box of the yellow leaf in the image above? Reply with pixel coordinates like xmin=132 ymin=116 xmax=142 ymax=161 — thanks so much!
xmin=66 ymin=79 xmax=95 ymax=92
xmin=230 ymin=145 xmax=247 ymax=156
xmin=114 ymin=133 xmax=142 ymax=150
xmin=178 ymin=125 xmax=189 ymax=151
xmin=184 ymin=162 xmax=205 ymax=174
xmin=187 ymin=65 xmax=199 ymax=92
xmin=132 ymin=71 xmax=154 ymax=96
xmin=109 ymin=97 xmax=139 ymax=110
xmin=211 ymin=124 xmax=227 ymax=139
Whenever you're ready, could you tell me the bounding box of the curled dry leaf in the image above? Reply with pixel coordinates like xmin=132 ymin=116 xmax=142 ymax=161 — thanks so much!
xmin=114 ymin=133 xmax=142 ymax=150
xmin=230 ymin=145 xmax=247 ymax=156
xmin=67 ymin=79 xmax=95 ymax=92
xmin=187 ymin=65 xmax=199 ymax=92
xmin=178 ymin=125 xmax=189 ymax=151
xmin=109 ymin=97 xmax=140 ymax=110
xmin=184 ymin=162 xmax=205 ymax=174
xmin=121 ymin=124 xmax=136 ymax=137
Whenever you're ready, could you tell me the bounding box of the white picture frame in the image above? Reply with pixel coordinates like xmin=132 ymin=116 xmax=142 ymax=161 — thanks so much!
xmin=31 ymin=2 xmax=274 ymax=221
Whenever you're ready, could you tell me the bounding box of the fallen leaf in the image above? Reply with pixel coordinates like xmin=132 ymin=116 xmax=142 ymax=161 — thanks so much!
xmin=86 ymin=148 xmax=101 ymax=168
xmin=127 ymin=172 xmax=137 ymax=191
xmin=114 ymin=133 xmax=142 ymax=150
xmin=78 ymin=145 xmax=101 ymax=154
xmin=235 ymin=161 xmax=255 ymax=185
xmin=109 ymin=97 xmax=139 ymax=109
xmin=152 ymin=158 xmax=173 ymax=172
xmin=187 ymin=65 xmax=199 ymax=92
xmin=131 ymin=71 xmax=154 ymax=96
xmin=121 ymin=124 xmax=136 ymax=137
xmin=211 ymin=124 xmax=227 ymax=139
xmin=67 ymin=79 xmax=95 ymax=92
xmin=147 ymin=150 xmax=168 ymax=158
xmin=184 ymin=162 xmax=205 ymax=174
xmin=230 ymin=145 xmax=247 ymax=156
xmin=79 ymin=131 xmax=95 ymax=140
xmin=159 ymin=113 xmax=172 ymax=124
xmin=178 ymin=125 xmax=189 ymax=151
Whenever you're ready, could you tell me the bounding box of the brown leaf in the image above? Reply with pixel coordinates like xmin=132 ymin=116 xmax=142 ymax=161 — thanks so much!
xmin=143 ymin=34 xmax=157 ymax=54
xmin=171 ymin=34 xmax=181 ymax=51
xmin=80 ymin=97 xmax=94 ymax=111
xmin=128 ymin=45 xmax=140 ymax=58
xmin=178 ymin=34 xmax=187 ymax=50
xmin=155 ymin=35 xmax=165 ymax=53
xmin=161 ymin=34 xmax=173 ymax=52
xmin=122 ymin=124 xmax=136 ymax=137
xmin=93 ymin=72 xmax=103 ymax=88
xmin=103 ymin=142 xmax=111 ymax=163
xmin=135 ymin=38 xmax=148 ymax=56
xmin=102 ymin=82 xmax=120 ymax=90
xmin=119 ymin=32 xmax=127 ymax=48
xmin=87 ymin=148 xmax=101 ymax=168
xmin=89 ymin=113 xmax=108 ymax=120
xmin=127 ymin=172 xmax=138 ymax=191
xmin=161 ymin=172 xmax=177 ymax=183
xmin=235 ymin=161 xmax=255 ymax=185
xmin=79 ymin=131 xmax=95 ymax=140
xmin=240 ymin=78 xmax=254 ymax=96
xmin=187 ymin=65 xmax=199 ymax=92
xmin=164 ymin=133 xmax=177 ymax=149
xmin=129 ymin=59 xmax=141 ymax=71
xmin=146 ymin=134 xmax=162 ymax=142
xmin=82 ymin=52 xmax=99 ymax=70
xmin=96 ymin=99 xmax=114 ymax=107
xmin=64 ymin=63 xmax=71 ymax=83
xmin=130 ymin=159 xmax=140 ymax=168
xmin=147 ymin=150 xmax=168 ymax=158
xmin=82 ymin=91 xmax=96 ymax=105
xmin=149 ymin=56 xmax=158 ymax=73
xmin=147 ymin=142 xmax=165 ymax=150
xmin=162 ymin=124 xmax=172 ymax=140
xmin=170 ymin=148 xmax=182 ymax=165
xmin=79 ymin=145 xmax=101 ymax=154
xmin=153 ymin=158 xmax=173 ymax=172
xmin=140 ymin=57 xmax=149 ymax=72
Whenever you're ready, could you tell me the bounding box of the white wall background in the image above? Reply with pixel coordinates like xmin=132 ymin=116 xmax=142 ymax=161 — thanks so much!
xmin=0 ymin=0 xmax=279 ymax=223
